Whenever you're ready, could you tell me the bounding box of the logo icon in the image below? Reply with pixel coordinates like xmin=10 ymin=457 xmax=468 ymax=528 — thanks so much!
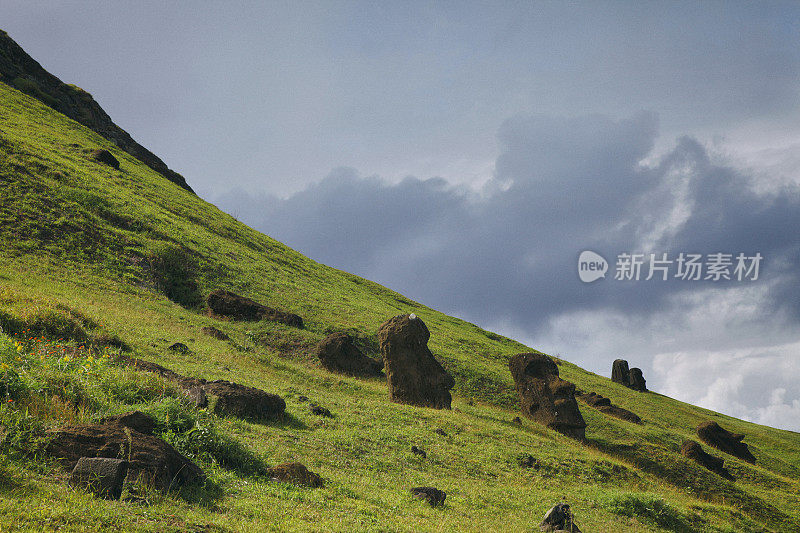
xmin=578 ymin=250 xmax=608 ymax=283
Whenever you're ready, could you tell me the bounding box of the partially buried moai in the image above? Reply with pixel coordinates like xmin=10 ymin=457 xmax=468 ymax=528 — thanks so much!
xmin=378 ymin=314 xmax=455 ymax=409
xmin=509 ymin=353 xmax=586 ymax=439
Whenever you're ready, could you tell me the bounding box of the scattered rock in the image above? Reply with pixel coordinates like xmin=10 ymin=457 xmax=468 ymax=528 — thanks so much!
xmin=512 ymin=416 xmax=522 ymax=425
xmin=201 ymin=326 xmax=229 ymax=341
xmin=540 ymin=503 xmax=581 ymax=532
xmin=100 ymin=411 xmax=156 ymax=435
xmin=183 ymin=386 xmax=208 ymax=409
xmin=577 ymin=392 xmax=641 ymax=424
xmin=315 ymin=332 xmax=383 ymax=377
xmin=411 ymin=445 xmax=427 ymax=459
xmin=681 ymin=440 xmax=734 ymax=480
xmin=118 ymin=355 xmax=285 ymax=420
xmin=47 ymin=412 xmax=205 ymax=492
xmin=202 ymin=380 xmax=286 ymax=420
xmin=628 ymin=367 xmax=647 ymax=392
xmin=266 ymin=462 xmax=324 ymax=488
xmin=206 ymin=289 xmax=303 ymax=328
xmin=517 ymin=454 xmax=540 ymax=469
xmin=434 ymin=428 xmax=447 ymax=437
xmin=70 ymin=457 xmax=128 ymax=499
xmin=168 ymin=342 xmax=189 ymax=353
xmin=697 ymin=421 xmax=756 ymax=464
xmin=410 ymin=487 xmax=446 ymax=507
xmin=89 ymin=148 xmax=119 ymax=169
xmin=611 ymin=359 xmax=630 ymax=386
xmin=378 ymin=314 xmax=455 ymax=409
xmin=508 ymin=353 xmax=586 ymax=439
xmin=297 ymin=395 xmax=309 ymax=403
xmin=310 ymin=404 xmax=333 ymax=418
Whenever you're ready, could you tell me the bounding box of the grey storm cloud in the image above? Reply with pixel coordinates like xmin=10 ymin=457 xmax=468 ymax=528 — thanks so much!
xmin=218 ymin=112 xmax=800 ymax=336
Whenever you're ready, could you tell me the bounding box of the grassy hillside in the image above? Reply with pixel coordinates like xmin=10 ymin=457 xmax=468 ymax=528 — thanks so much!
xmin=0 ymin=79 xmax=799 ymax=532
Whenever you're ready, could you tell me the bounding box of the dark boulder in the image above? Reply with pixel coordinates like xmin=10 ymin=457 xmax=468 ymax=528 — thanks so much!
xmin=100 ymin=411 xmax=156 ymax=435
xmin=410 ymin=486 xmax=446 ymax=507
xmin=611 ymin=359 xmax=630 ymax=386
xmin=315 ymin=332 xmax=383 ymax=377
xmin=70 ymin=457 xmax=128 ymax=499
xmin=47 ymin=413 xmax=205 ymax=492
xmin=201 ymin=326 xmax=229 ymax=341
xmin=266 ymin=462 xmax=324 ymax=488
xmin=167 ymin=342 xmax=189 ymax=353
xmin=681 ymin=440 xmax=734 ymax=480
xmin=89 ymin=149 xmax=119 ymax=169
xmin=508 ymin=353 xmax=586 ymax=439
xmin=697 ymin=421 xmax=756 ymax=463
xmin=540 ymin=503 xmax=581 ymax=532
xmin=310 ymin=403 xmax=333 ymax=418
xmin=378 ymin=314 xmax=455 ymax=409
xmin=578 ymin=392 xmax=641 ymax=424
xmin=512 ymin=416 xmax=522 ymax=425
xmin=410 ymin=445 xmax=427 ymax=459
xmin=628 ymin=367 xmax=647 ymax=392
xmin=518 ymin=454 xmax=540 ymax=469
xmin=206 ymin=289 xmax=303 ymax=328
xmin=202 ymin=380 xmax=286 ymax=420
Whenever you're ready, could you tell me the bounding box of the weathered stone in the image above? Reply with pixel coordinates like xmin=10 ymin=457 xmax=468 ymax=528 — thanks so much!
xmin=509 ymin=353 xmax=586 ymax=439
xmin=628 ymin=367 xmax=647 ymax=392
xmin=47 ymin=414 xmax=205 ymax=493
xmin=70 ymin=457 xmax=128 ymax=499
xmin=518 ymin=454 xmax=540 ymax=469
xmin=578 ymin=392 xmax=641 ymax=424
xmin=611 ymin=359 xmax=630 ymax=386
xmin=100 ymin=411 xmax=156 ymax=435
xmin=201 ymin=326 xmax=229 ymax=341
xmin=206 ymin=289 xmax=303 ymax=328
xmin=540 ymin=503 xmax=581 ymax=532
xmin=410 ymin=445 xmax=427 ymax=459
xmin=167 ymin=342 xmax=189 ymax=353
xmin=310 ymin=404 xmax=333 ymax=418
xmin=266 ymin=462 xmax=324 ymax=488
xmin=697 ymin=421 xmax=756 ymax=464
xmin=184 ymin=387 xmax=208 ymax=408
xmin=315 ymin=332 xmax=383 ymax=377
xmin=410 ymin=486 xmax=446 ymax=507
xmin=202 ymin=380 xmax=286 ymax=420
xmin=378 ymin=314 xmax=454 ymax=409
xmin=680 ymin=440 xmax=734 ymax=480
xmin=89 ymin=149 xmax=119 ymax=169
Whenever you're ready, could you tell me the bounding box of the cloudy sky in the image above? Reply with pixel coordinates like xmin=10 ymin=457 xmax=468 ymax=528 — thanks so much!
xmin=5 ymin=1 xmax=800 ymax=430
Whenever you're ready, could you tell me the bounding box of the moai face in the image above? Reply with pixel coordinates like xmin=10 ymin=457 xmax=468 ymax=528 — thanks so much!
xmin=509 ymin=353 xmax=586 ymax=439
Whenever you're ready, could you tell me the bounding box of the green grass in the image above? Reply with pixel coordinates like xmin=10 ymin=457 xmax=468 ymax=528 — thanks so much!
xmin=0 ymin=78 xmax=799 ymax=531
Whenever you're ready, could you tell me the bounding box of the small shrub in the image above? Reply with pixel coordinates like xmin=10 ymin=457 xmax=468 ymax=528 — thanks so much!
xmin=144 ymin=243 xmax=203 ymax=307
xmin=604 ymin=493 xmax=705 ymax=533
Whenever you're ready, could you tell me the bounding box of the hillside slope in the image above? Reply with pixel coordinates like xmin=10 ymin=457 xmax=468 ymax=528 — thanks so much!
xmin=1 ymin=71 xmax=799 ymax=532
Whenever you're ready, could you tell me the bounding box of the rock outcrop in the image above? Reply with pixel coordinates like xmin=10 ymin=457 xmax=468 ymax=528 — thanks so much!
xmin=316 ymin=332 xmax=383 ymax=377
xmin=681 ymin=440 xmax=734 ymax=480
xmin=266 ymin=462 xmax=324 ymax=488
xmin=410 ymin=487 xmax=446 ymax=507
xmin=47 ymin=411 xmax=205 ymax=493
xmin=206 ymin=289 xmax=303 ymax=328
xmin=70 ymin=457 xmax=128 ymax=499
xmin=578 ymin=392 xmax=641 ymax=424
xmin=89 ymin=149 xmax=119 ymax=169
xmin=0 ymin=30 xmax=193 ymax=193
xmin=539 ymin=503 xmax=582 ymax=532
xmin=119 ymin=355 xmax=286 ymax=420
xmin=378 ymin=314 xmax=454 ymax=409
xmin=509 ymin=353 xmax=586 ymax=439
xmin=697 ymin=421 xmax=756 ymax=464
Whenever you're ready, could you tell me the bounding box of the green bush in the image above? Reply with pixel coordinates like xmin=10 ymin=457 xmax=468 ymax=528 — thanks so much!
xmin=604 ymin=493 xmax=705 ymax=532
xmin=145 ymin=243 xmax=203 ymax=307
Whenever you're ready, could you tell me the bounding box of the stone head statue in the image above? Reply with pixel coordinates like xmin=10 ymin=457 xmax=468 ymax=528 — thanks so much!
xmin=509 ymin=353 xmax=586 ymax=439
